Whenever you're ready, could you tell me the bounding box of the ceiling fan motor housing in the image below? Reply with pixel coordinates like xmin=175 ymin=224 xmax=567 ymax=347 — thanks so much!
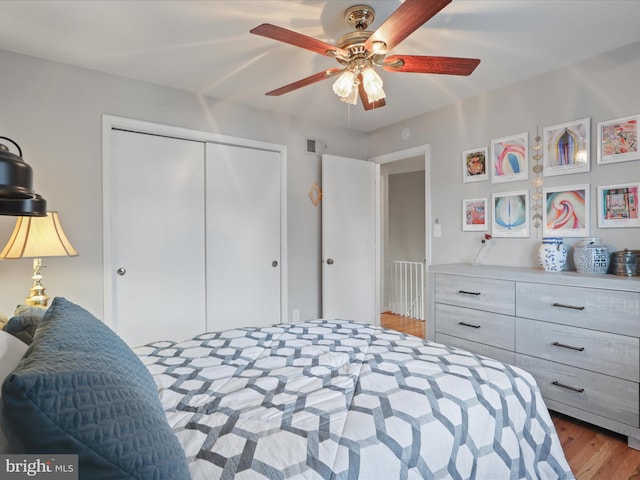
xmin=345 ymin=5 xmax=375 ymax=30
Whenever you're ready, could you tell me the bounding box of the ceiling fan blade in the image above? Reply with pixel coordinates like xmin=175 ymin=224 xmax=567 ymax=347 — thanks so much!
xmin=365 ymin=0 xmax=451 ymax=53
xmin=265 ymin=68 xmax=343 ymax=96
xmin=250 ymin=23 xmax=349 ymax=58
xmin=383 ymin=55 xmax=480 ymax=75
xmin=357 ymin=74 xmax=386 ymax=111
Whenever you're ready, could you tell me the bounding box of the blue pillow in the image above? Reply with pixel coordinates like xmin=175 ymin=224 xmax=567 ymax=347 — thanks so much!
xmin=0 ymin=297 xmax=190 ymax=480
xmin=4 ymin=312 xmax=44 ymax=345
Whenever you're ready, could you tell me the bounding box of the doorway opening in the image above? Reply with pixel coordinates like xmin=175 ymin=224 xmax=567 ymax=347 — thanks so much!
xmin=372 ymin=145 xmax=430 ymax=338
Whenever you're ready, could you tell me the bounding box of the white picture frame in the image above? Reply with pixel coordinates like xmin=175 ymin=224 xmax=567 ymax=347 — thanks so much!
xmin=597 ymin=114 xmax=640 ymax=165
xmin=462 ymin=147 xmax=488 ymax=183
xmin=491 ymin=190 xmax=529 ymax=237
xmin=490 ymin=133 xmax=529 ymax=184
xmin=543 ymin=117 xmax=590 ymax=176
xmin=597 ymin=182 xmax=640 ymax=228
xmin=462 ymin=198 xmax=488 ymax=231
xmin=542 ymin=184 xmax=590 ymax=237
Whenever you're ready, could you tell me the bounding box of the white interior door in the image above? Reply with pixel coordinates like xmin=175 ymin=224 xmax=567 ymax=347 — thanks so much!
xmin=206 ymin=142 xmax=281 ymax=331
xmin=322 ymin=154 xmax=376 ymax=324
xmin=109 ymin=130 xmax=206 ymax=346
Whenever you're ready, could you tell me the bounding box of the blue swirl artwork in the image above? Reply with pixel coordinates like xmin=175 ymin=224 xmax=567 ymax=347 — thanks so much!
xmin=507 ymin=153 xmax=520 ymax=173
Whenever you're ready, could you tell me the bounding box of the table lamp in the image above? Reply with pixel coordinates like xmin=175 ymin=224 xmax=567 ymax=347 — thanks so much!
xmin=0 ymin=211 xmax=78 ymax=307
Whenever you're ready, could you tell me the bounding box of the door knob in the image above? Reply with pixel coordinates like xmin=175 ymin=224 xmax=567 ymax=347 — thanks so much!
xmin=116 ymin=267 xmax=127 ymax=276
xmin=272 ymin=260 xmax=278 ymax=267
xmin=326 ymin=258 xmax=334 ymax=265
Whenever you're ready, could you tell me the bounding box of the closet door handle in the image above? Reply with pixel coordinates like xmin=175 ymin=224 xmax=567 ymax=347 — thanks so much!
xmin=552 ymin=341 xmax=584 ymax=352
xmin=552 ymin=302 xmax=585 ymax=311
xmin=552 ymin=381 xmax=585 ymax=393
xmin=458 ymin=290 xmax=481 ymax=296
xmin=459 ymin=322 xmax=481 ymax=329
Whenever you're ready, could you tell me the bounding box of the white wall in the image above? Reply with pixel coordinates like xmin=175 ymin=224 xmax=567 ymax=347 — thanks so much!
xmin=0 ymin=49 xmax=367 ymax=319
xmin=2 ymin=39 xmax=639 ymax=321
xmin=368 ymin=41 xmax=640 ymax=269
xmin=388 ymin=171 xmax=425 ymax=264
xmin=383 ymin=171 xmax=425 ymax=310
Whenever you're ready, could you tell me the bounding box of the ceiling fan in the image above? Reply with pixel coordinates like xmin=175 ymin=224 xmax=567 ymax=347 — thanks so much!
xmin=250 ymin=0 xmax=480 ymax=110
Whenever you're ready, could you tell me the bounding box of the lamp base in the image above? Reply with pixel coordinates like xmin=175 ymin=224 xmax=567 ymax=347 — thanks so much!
xmin=25 ymin=290 xmax=50 ymax=308
xmin=25 ymin=258 xmax=50 ymax=308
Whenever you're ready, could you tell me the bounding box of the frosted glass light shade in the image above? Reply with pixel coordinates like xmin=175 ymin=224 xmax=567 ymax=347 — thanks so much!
xmin=361 ymin=68 xmax=385 ymax=102
xmin=332 ymin=70 xmax=357 ymax=98
xmin=340 ymin=86 xmax=359 ymax=105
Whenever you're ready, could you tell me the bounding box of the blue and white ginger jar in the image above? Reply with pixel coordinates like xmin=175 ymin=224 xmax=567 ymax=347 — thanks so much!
xmin=574 ymin=238 xmax=610 ymax=274
xmin=538 ymin=237 xmax=567 ymax=272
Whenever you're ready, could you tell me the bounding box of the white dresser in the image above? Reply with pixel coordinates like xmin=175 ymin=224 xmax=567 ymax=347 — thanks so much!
xmin=428 ymin=264 xmax=640 ymax=448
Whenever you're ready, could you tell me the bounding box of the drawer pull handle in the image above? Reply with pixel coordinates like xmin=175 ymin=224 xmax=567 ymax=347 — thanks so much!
xmin=458 ymin=290 xmax=481 ymax=296
xmin=552 ymin=341 xmax=585 ymax=352
xmin=459 ymin=321 xmax=481 ymax=329
xmin=552 ymin=381 xmax=585 ymax=393
xmin=552 ymin=302 xmax=585 ymax=311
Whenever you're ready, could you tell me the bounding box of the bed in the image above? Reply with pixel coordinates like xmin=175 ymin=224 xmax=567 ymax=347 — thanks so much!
xmin=1 ymin=298 xmax=574 ymax=479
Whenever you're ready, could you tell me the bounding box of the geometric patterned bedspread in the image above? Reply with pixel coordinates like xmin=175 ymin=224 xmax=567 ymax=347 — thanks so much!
xmin=136 ymin=320 xmax=574 ymax=479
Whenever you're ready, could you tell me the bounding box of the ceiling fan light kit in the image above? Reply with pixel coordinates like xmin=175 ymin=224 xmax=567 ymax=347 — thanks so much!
xmin=332 ymin=58 xmax=385 ymax=105
xmin=332 ymin=70 xmax=357 ymax=98
xmin=250 ymin=0 xmax=480 ymax=111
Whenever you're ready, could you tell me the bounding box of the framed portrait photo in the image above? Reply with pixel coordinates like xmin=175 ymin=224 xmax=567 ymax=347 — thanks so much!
xmin=462 ymin=198 xmax=488 ymax=231
xmin=462 ymin=147 xmax=488 ymax=183
xmin=490 ymin=133 xmax=528 ymax=184
xmin=597 ymin=183 xmax=640 ymax=228
xmin=491 ymin=190 xmax=529 ymax=237
xmin=543 ymin=117 xmax=590 ymax=176
xmin=597 ymin=114 xmax=640 ymax=165
xmin=543 ymin=184 xmax=590 ymax=237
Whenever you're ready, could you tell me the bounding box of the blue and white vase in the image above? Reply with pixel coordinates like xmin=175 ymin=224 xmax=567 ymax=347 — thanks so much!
xmin=538 ymin=237 xmax=567 ymax=272
xmin=574 ymin=238 xmax=610 ymax=274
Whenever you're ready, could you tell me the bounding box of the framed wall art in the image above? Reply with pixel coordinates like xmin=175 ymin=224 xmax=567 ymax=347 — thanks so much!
xmin=491 ymin=190 xmax=529 ymax=237
xmin=542 ymin=184 xmax=590 ymax=237
xmin=462 ymin=198 xmax=488 ymax=231
xmin=543 ymin=117 xmax=590 ymax=176
xmin=597 ymin=114 xmax=640 ymax=165
xmin=462 ymin=147 xmax=488 ymax=183
xmin=597 ymin=182 xmax=639 ymax=228
xmin=490 ymin=133 xmax=528 ymax=184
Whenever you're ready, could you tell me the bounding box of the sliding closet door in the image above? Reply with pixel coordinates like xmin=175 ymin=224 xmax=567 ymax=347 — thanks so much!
xmin=206 ymin=142 xmax=281 ymax=331
xmin=109 ymin=130 xmax=206 ymax=346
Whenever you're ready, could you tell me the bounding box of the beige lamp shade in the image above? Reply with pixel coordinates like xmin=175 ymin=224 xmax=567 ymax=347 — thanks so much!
xmin=0 ymin=211 xmax=77 ymax=307
xmin=0 ymin=211 xmax=77 ymax=259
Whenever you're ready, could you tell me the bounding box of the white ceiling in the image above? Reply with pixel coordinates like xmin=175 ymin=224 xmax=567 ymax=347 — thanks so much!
xmin=2 ymin=0 xmax=640 ymax=132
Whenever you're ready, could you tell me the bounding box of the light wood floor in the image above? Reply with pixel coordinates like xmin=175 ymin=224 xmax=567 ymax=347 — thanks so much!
xmin=380 ymin=312 xmax=640 ymax=480
xmin=380 ymin=311 xmax=425 ymax=337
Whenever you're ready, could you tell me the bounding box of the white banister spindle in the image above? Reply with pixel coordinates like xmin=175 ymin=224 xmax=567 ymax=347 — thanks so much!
xmin=391 ymin=260 xmax=424 ymax=320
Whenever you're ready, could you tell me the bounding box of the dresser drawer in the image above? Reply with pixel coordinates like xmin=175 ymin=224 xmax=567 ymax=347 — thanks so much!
xmin=516 ymin=354 xmax=639 ymax=427
xmin=516 ymin=318 xmax=639 ymax=382
xmin=435 ymin=303 xmax=514 ymax=350
xmin=435 ymin=333 xmax=515 ymax=365
xmin=516 ymin=282 xmax=640 ymax=337
xmin=435 ymin=274 xmax=515 ymax=315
